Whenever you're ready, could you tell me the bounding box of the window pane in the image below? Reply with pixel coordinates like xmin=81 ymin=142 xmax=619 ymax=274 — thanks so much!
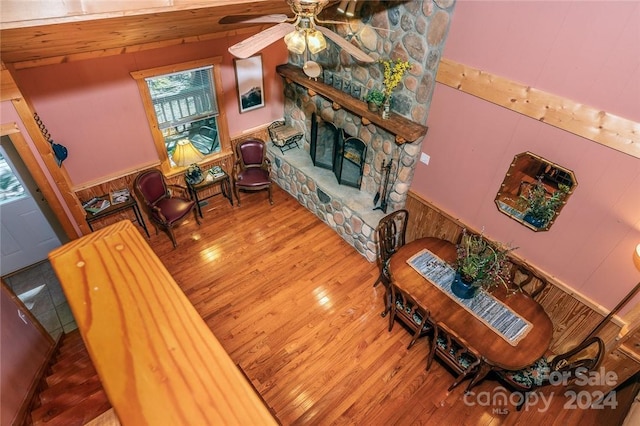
xmin=145 ymin=66 xmax=222 ymax=166
xmin=0 ymin=152 xmax=26 ymax=204
xmin=146 ymin=66 xmax=219 ymax=130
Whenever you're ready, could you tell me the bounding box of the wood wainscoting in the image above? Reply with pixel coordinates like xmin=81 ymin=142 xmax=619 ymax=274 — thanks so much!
xmin=405 ymin=191 xmax=640 ymax=395
xmin=73 ymin=126 xmax=270 ymax=234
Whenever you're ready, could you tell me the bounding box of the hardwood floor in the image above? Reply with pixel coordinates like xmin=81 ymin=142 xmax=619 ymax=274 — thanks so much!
xmin=131 ymin=185 xmax=622 ymax=425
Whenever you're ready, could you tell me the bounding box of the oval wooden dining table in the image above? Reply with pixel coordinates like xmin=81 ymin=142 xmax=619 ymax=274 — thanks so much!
xmin=389 ymin=237 xmax=554 ymax=380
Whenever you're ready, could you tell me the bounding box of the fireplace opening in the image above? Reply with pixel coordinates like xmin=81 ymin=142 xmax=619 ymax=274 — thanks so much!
xmin=310 ymin=113 xmax=367 ymax=189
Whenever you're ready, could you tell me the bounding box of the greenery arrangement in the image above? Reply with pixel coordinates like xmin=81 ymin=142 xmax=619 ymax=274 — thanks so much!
xmin=455 ymin=229 xmax=516 ymax=292
xmin=520 ymin=178 xmax=570 ymax=226
xmin=381 ymin=59 xmax=412 ymax=98
xmin=365 ymin=88 xmax=385 ymax=107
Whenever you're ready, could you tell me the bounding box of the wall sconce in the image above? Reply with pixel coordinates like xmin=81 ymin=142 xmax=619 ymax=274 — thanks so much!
xmin=172 ymin=139 xmax=204 ymax=167
xmin=635 ymin=243 xmax=640 ymax=271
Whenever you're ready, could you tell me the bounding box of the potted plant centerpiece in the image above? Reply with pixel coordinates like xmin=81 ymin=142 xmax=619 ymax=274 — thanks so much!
xmin=365 ymin=88 xmax=385 ymax=112
xmin=452 ymin=229 xmax=516 ymax=299
xmin=520 ymin=178 xmax=570 ymax=229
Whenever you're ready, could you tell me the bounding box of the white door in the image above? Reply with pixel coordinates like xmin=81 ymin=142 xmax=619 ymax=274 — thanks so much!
xmin=0 ymin=146 xmax=61 ymax=275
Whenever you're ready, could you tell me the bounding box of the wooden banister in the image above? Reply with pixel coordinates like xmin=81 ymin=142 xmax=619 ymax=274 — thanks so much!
xmin=48 ymin=220 xmax=276 ymax=425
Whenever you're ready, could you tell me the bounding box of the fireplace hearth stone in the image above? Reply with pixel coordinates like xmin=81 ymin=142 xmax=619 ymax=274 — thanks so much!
xmin=268 ymin=144 xmax=384 ymax=261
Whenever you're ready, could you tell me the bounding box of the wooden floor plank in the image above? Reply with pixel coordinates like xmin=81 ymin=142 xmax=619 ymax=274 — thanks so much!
xmin=82 ymin=185 xmax=623 ymax=425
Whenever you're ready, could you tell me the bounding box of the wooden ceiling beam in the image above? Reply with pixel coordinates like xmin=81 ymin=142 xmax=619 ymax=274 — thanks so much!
xmin=0 ymin=1 xmax=292 ymax=65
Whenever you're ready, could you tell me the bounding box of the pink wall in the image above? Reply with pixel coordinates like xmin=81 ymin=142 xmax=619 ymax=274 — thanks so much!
xmin=13 ymin=33 xmax=287 ymax=186
xmin=0 ymin=101 xmax=81 ymax=235
xmin=414 ymin=1 xmax=640 ymax=311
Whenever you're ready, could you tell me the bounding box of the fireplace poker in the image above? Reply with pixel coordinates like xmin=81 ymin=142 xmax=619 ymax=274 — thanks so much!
xmin=374 ymin=159 xmax=392 ymax=213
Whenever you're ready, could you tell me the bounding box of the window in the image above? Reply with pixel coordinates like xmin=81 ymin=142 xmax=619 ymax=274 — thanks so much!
xmin=0 ymin=150 xmax=26 ymax=204
xmin=132 ymin=57 xmax=231 ymax=173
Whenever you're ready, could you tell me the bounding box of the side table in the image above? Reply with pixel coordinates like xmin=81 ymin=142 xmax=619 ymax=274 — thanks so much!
xmin=85 ymin=195 xmax=150 ymax=237
xmin=186 ymin=168 xmax=233 ymax=218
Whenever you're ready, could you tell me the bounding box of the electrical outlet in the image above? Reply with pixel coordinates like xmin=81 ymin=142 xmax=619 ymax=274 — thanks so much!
xmin=420 ymin=152 xmax=430 ymax=165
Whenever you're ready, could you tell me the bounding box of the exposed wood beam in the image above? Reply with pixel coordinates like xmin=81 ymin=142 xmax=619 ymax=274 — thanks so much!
xmin=436 ymin=58 xmax=640 ymax=159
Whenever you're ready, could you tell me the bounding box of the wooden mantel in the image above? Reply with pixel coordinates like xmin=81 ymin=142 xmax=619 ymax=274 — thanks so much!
xmin=276 ymin=64 xmax=428 ymax=144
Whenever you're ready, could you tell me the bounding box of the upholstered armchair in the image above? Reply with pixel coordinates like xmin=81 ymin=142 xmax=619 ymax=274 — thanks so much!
xmin=133 ymin=169 xmax=200 ymax=248
xmin=233 ymin=139 xmax=273 ymax=206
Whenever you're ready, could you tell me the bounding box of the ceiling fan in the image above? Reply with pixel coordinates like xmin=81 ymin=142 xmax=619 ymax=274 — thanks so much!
xmin=225 ymin=0 xmax=375 ymax=70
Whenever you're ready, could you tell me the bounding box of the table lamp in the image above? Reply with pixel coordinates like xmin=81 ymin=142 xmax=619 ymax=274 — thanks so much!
xmin=173 ymin=139 xmax=204 ymax=167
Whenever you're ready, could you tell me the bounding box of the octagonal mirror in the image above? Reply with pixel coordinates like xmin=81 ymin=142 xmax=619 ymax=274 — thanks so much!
xmin=495 ymin=152 xmax=577 ymax=232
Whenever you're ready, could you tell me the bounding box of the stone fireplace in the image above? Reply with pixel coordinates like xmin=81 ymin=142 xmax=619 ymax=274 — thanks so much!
xmin=267 ymin=86 xmax=424 ymax=261
xmin=311 ymin=113 xmax=367 ymax=189
xmin=265 ymin=0 xmax=455 ymax=260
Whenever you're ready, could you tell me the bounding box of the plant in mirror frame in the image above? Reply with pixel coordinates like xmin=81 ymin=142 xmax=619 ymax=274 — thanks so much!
xmin=455 ymin=229 xmax=517 ymax=292
xmin=520 ymin=178 xmax=570 ymax=227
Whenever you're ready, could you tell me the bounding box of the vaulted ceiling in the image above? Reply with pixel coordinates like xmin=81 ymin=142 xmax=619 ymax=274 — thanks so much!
xmin=0 ymin=0 xmax=298 ymax=67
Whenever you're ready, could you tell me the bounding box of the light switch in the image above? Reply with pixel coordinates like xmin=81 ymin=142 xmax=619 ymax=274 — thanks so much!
xmin=420 ymin=152 xmax=430 ymax=165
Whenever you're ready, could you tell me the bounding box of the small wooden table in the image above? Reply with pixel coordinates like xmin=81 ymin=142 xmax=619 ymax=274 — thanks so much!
xmin=186 ymin=168 xmax=233 ymax=217
xmin=85 ymin=195 xmax=149 ymax=237
xmin=389 ymin=237 xmax=554 ymax=378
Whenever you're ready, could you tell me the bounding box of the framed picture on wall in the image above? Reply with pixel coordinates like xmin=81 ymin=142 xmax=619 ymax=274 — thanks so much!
xmin=234 ymin=54 xmax=265 ymax=113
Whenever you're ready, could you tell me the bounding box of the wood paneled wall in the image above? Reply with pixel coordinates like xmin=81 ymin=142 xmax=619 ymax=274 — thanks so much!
xmin=436 ymin=58 xmax=640 ymax=159
xmin=73 ymin=126 xmax=271 ymax=234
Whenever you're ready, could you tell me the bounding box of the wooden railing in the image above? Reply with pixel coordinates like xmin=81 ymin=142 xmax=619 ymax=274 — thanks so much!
xmin=48 ymin=220 xmax=276 ymax=425
xmin=153 ymin=87 xmax=214 ymax=130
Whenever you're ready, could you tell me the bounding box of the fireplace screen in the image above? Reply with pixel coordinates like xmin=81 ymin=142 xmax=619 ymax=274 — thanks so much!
xmin=310 ymin=114 xmax=337 ymax=170
xmin=311 ymin=113 xmax=367 ymax=189
xmin=335 ymin=135 xmax=366 ymax=188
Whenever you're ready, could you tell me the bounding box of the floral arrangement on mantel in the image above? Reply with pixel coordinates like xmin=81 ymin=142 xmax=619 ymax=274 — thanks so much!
xmin=455 ymin=229 xmax=517 ymax=293
xmin=381 ymin=59 xmax=412 ymax=98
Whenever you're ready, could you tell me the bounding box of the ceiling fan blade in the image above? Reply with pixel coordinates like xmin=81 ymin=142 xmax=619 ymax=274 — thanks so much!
xmin=315 ymin=18 xmax=350 ymax=25
xmin=229 ymin=22 xmax=295 ymax=59
xmin=220 ymin=14 xmax=290 ymax=25
xmin=316 ymin=26 xmax=375 ymax=63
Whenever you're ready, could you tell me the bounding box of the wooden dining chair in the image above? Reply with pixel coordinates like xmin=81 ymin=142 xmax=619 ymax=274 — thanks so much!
xmin=373 ymin=209 xmax=408 ymax=318
xmin=494 ymin=336 xmax=605 ymax=411
xmin=388 ymin=284 xmax=433 ymax=350
xmin=426 ymin=321 xmax=484 ymax=392
xmin=509 ymin=261 xmax=548 ymax=299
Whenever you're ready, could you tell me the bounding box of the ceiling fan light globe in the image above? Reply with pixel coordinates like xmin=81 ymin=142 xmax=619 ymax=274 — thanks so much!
xmin=284 ymin=30 xmax=306 ymax=54
xmin=307 ymin=30 xmax=327 ymax=54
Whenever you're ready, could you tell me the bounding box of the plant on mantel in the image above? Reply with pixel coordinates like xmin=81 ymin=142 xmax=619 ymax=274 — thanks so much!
xmin=365 ymin=88 xmax=385 ymax=111
xmin=381 ymin=59 xmax=412 ymax=99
